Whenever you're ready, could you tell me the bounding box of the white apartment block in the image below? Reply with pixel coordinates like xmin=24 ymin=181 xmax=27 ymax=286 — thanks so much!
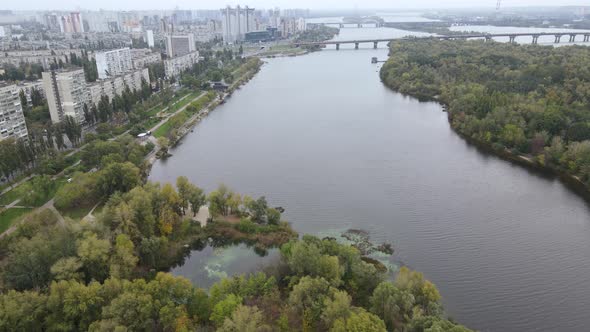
xmin=42 ymin=69 xmax=88 ymax=124
xmin=88 ymin=68 xmax=150 ymax=106
xmin=132 ymin=52 xmax=161 ymax=70
xmin=221 ymin=6 xmax=256 ymax=43
xmin=95 ymin=48 xmax=133 ymax=79
xmin=0 ymin=49 xmax=87 ymax=70
xmin=164 ymin=51 xmax=199 ymax=78
xmin=165 ymin=34 xmax=196 ymax=58
xmin=0 ymin=84 xmax=28 ymax=141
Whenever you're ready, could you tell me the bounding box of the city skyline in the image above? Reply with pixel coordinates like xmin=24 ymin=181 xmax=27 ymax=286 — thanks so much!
xmin=3 ymin=0 xmax=590 ymax=11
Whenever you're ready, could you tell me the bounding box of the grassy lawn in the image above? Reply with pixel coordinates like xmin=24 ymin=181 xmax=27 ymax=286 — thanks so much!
xmin=146 ymin=104 xmax=163 ymax=117
xmin=0 ymin=186 xmax=24 ymax=206
xmin=0 ymin=177 xmax=68 ymax=208
xmin=143 ymin=116 xmax=161 ymax=130
xmin=153 ymin=121 xmax=172 ymax=138
xmin=0 ymin=208 xmax=33 ymax=233
xmin=166 ymin=91 xmax=201 ymax=114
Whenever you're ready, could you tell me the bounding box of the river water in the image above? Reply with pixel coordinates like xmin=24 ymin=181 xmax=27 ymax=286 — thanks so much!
xmin=149 ymin=26 xmax=590 ymax=331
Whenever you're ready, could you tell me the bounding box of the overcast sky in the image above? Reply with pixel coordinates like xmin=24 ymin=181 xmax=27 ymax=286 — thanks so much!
xmin=6 ymin=0 xmax=590 ymax=11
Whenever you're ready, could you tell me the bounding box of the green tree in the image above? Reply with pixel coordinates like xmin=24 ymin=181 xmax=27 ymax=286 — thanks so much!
xmin=50 ymin=257 xmax=84 ymax=281
xmin=210 ymin=294 xmax=243 ymax=326
xmin=218 ymin=305 xmax=268 ymax=332
xmin=331 ymin=309 xmax=387 ymax=332
xmin=109 ymin=234 xmax=139 ymax=279
xmin=96 ymin=162 xmax=142 ymax=197
xmin=77 ymin=232 xmax=111 ymax=282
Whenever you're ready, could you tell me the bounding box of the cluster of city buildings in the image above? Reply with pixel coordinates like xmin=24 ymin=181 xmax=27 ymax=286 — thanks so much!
xmin=42 ymin=66 xmax=150 ymax=124
xmin=0 ymin=5 xmax=314 ymax=142
xmin=220 ymin=6 xmax=307 ymax=43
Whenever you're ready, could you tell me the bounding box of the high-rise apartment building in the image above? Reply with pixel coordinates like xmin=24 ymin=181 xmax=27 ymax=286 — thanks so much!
xmin=42 ymin=69 xmax=88 ymax=124
xmin=145 ymin=30 xmax=155 ymax=48
xmin=165 ymin=34 xmax=195 ymax=57
xmin=0 ymin=84 xmax=28 ymax=141
xmin=55 ymin=12 xmax=84 ymax=33
xmin=221 ymin=6 xmax=256 ymax=43
xmin=95 ymin=48 xmax=133 ymax=79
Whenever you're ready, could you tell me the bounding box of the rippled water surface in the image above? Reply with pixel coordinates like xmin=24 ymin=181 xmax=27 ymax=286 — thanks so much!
xmin=152 ymin=27 xmax=590 ymax=331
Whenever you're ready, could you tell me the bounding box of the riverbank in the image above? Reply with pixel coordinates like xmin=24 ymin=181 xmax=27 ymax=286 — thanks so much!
xmin=167 ymin=59 xmax=263 ymax=148
xmin=380 ymin=83 xmax=590 ymax=201
xmin=379 ymin=38 xmax=590 ymax=202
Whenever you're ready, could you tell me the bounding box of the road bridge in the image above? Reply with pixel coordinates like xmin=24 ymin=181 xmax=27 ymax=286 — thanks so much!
xmin=294 ymin=32 xmax=590 ymax=50
xmin=306 ymin=22 xmax=382 ymax=29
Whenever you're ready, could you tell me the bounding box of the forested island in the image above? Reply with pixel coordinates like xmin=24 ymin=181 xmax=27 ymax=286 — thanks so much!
xmin=381 ymin=39 xmax=590 ymax=192
xmin=0 ymin=174 xmax=471 ymax=331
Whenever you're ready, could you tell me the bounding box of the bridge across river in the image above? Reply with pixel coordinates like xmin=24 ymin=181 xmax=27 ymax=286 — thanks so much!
xmin=294 ymin=32 xmax=590 ymax=50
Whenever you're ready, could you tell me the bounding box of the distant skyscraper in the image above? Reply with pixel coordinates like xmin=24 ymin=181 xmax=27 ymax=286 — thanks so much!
xmin=165 ymin=34 xmax=195 ymax=58
xmin=57 ymin=12 xmax=84 ymax=33
xmin=0 ymin=83 xmax=28 ymax=141
xmin=95 ymin=48 xmax=133 ymax=79
xmin=221 ymin=5 xmax=256 ymax=43
xmin=145 ymin=30 xmax=154 ymax=48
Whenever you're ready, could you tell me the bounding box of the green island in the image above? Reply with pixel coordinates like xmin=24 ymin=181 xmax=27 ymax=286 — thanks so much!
xmin=381 ymin=39 xmax=590 ymax=193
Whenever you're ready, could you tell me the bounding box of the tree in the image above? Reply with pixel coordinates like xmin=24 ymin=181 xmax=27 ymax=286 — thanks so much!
xmin=288 ymin=276 xmax=336 ymax=329
xmin=331 ymin=309 xmax=387 ymax=332
xmin=370 ymin=282 xmax=415 ymax=331
xmin=98 ymin=290 xmax=155 ymax=330
xmin=218 ymin=305 xmax=268 ymax=332
xmin=394 ymin=267 xmax=442 ymax=317
xmin=109 ymin=234 xmax=139 ymax=279
xmin=322 ymin=290 xmax=353 ymax=328
xmin=176 ymin=176 xmax=191 ymax=214
xmin=267 ymin=208 xmax=281 ymax=225
xmin=0 ymin=290 xmax=48 ymax=331
xmin=96 ymin=162 xmax=142 ymax=197
xmin=188 ymin=185 xmax=206 ymax=217
xmin=210 ymin=294 xmax=243 ymax=326
xmin=19 ymin=89 xmax=27 ymax=108
xmin=283 ymin=240 xmax=342 ymax=286
xmin=63 ymin=115 xmax=82 ymax=146
xmin=50 ymin=257 xmax=84 ymax=281
xmin=77 ymin=232 xmax=111 ymax=282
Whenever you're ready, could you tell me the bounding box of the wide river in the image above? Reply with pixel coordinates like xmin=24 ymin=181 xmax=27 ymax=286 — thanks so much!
xmin=150 ymin=27 xmax=590 ymax=331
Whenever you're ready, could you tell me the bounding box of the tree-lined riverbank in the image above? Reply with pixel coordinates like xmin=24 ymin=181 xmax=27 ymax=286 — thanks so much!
xmin=380 ymin=39 xmax=590 ymax=196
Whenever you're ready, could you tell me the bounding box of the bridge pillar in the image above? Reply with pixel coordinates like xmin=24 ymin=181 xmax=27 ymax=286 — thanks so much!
xmin=373 ymin=41 xmax=378 ymax=49
xmin=339 ymin=23 xmax=343 ymax=29
xmin=555 ymin=35 xmax=561 ymax=43
xmin=336 ymin=43 xmax=340 ymax=51
xmin=532 ymin=35 xmax=539 ymax=44
xmin=355 ymin=42 xmax=359 ymax=50
xmin=509 ymin=35 xmax=516 ymax=43
xmin=585 ymin=34 xmax=590 ymax=42
xmin=485 ymin=36 xmax=492 ymax=42
xmin=358 ymin=23 xmax=362 ymax=28
xmin=570 ymin=34 xmax=576 ymax=42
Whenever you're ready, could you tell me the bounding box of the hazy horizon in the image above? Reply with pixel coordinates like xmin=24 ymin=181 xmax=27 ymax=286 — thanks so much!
xmin=3 ymin=0 xmax=590 ymax=12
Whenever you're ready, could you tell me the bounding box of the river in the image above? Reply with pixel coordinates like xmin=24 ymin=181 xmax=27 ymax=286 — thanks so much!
xmin=149 ymin=26 xmax=590 ymax=331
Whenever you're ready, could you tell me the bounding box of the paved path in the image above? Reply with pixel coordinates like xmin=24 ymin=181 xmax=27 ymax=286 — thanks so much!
xmin=148 ymin=91 xmax=207 ymax=134
xmin=40 ymin=199 xmax=66 ymax=226
xmin=0 ymin=175 xmax=33 ymax=196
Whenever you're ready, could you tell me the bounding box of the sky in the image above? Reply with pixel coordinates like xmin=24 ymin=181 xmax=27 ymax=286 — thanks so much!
xmin=5 ymin=0 xmax=590 ymax=11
